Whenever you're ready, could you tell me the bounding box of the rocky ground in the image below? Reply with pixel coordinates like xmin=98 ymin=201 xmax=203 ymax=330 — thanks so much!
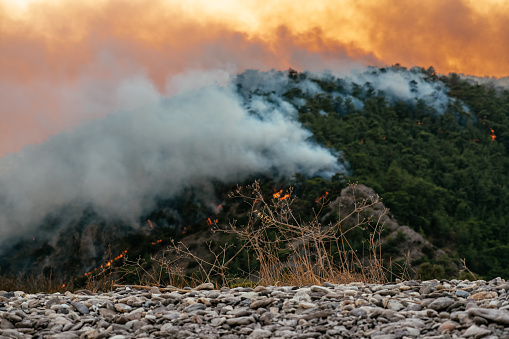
xmin=1 ymin=278 xmax=509 ymax=338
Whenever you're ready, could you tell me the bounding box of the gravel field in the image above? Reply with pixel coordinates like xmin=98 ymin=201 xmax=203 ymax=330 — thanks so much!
xmin=1 ymin=278 xmax=509 ymax=338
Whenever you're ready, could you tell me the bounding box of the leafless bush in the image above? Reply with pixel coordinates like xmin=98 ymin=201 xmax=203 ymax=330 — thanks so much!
xmin=71 ymin=181 xmax=393 ymax=292
xmin=216 ymin=180 xmax=388 ymax=286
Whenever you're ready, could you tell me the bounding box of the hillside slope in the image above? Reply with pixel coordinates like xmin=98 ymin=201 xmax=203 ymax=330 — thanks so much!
xmin=2 ymin=65 xmax=508 ymax=283
xmin=283 ymin=66 xmax=509 ymax=278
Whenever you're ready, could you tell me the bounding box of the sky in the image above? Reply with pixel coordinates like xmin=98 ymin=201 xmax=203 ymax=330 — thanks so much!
xmin=1 ymin=0 xmax=509 ymax=154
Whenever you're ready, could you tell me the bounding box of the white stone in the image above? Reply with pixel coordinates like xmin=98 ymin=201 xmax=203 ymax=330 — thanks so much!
xmin=114 ymin=303 xmax=132 ymax=313
xmin=160 ymin=323 xmax=174 ymax=332
xmin=406 ymin=327 xmax=420 ymax=336
xmin=463 ymin=325 xmax=491 ymax=338
xmin=387 ymin=300 xmax=404 ymax=311
xmin=240 ymin=292 xmax=259 ymax=299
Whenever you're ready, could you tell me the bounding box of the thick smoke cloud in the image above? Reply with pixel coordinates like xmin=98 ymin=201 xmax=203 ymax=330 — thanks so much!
xmin=235 ymin=67 xmax=455 ymax=115
xmin=0 ymin=0 xmax=374 ymax=155
xmin=5 ymin=0 xmax=507 ymax=156
xmin=0 ymin=74 xmax=344 ymax=248
xmin=345 ymin=67 xmax=452 ymax=113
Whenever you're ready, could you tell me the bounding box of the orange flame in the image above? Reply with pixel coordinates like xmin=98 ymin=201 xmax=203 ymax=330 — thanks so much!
xmin=490 ymin=128 xmax=496 ymax=141
xmin=273 ymin=190 xmax=290 ymax=200
xmin=80 ymin=249 xmax=128 ymax=278
xmin=205 ymin=218 xmax=219 ymax=225
xmin=151 ymin=239 xmax=163 ymax=245
xmin=316 ymin=191 xmax=329 ymax=203
xmin=147 ymin=219 xmax=154 ymax=228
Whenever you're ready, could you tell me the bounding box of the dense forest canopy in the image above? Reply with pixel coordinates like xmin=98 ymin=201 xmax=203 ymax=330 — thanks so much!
xmin=247 ymin=66 xmax=509 ymax=279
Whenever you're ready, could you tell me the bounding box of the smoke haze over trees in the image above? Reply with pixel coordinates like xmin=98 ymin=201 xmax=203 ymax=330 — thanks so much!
xmin=2 ymin=65 xmax=509 ymax=281
xmin=0 ymin=73 xmax=346 ymax=250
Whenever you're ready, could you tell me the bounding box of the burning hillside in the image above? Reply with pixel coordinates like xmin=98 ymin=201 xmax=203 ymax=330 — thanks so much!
xmin=3 ymin=59 xmax=509 ymax=283
xmin=2 ymin=0 xmax=509 ymax=284
xmin=0 ymin=65 xmax=474 ymax=278
xmin=0 ymin=69 xmax=348 ymax=278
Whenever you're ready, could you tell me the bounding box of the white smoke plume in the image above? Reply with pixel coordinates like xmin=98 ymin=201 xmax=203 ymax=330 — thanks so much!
xmin=234 ymin=67 xmax=457 ymax=115
xmin=345 ymin=67 xmax=452 ymax=113
xmin=0 ymin=72 xmax=345 ymax=248
xmin=459 ymin=73 xmax=509 ymax=90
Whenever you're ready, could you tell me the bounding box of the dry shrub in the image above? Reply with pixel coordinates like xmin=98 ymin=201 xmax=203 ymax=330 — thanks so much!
xmin=72 ymin=180 xmax=392 ymax=292
xmin=115 ymin=250 xmax=190 ymax=288
xmin=167 ymin=241 xmax=244 ymax=288
xmin=75 ymin=248 xmax=189 ymax=292
xmin=83 ymin=243 xmax=236 ymax=291
xmin=217 ymin=181 xmax=388 ymax=286
xmin=0 ymin=271 xmax=70 ymax=294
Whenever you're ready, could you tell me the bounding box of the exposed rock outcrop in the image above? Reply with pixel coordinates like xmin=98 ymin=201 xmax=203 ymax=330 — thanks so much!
xmin=327 ymin=184 xmax=456 ymax=278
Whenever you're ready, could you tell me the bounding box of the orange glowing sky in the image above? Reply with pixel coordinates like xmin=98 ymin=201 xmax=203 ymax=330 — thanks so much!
xmin=1 ymin=0 xmax=509 ymax=154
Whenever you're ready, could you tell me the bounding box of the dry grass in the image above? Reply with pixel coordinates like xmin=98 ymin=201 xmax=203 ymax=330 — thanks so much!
xmin=0 ymin=271 xmax=70 ymax=294
xmin=218 ymin=181 xmax=388 ymax=286
xmin=1 ymin=181 xmax=394 ymax=292
xmin=79 ymin=240 xmax=241 ymax=291
xmin=133 ymin=181 xmax=391 ymax=288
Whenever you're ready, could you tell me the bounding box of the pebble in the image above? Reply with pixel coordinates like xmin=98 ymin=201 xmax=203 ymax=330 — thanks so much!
xmin=463 ymin=324 xmax=492 ymax=338
xmin=69 ymin=301 xmax=89 ymax=315
xmin=439 ymin=320 xmax=458 ymax=333
xmin=0 ymin=279 xmax=509 ymax=338
xmin=428 ymin=297 xmax=455 ymax=310
xmin=195 ymin=282 xmax=215 ymax=291
xmin=468 ymin=307 xmax=509 ymax=325
xmin=456 ymin=290 xmax=470 ymax=298
xmin=470 ymin=291 xmax=498 ymax=300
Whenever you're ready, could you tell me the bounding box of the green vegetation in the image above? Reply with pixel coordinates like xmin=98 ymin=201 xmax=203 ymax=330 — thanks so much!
xmin=291 ymin=67 xmax=509 ymax=279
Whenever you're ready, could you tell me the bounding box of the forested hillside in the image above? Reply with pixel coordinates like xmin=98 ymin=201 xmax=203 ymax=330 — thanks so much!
xmin=280 ymin=66 xmax=509 ymax=278
xmin=3 ymin=65 xmax=509 ymax=285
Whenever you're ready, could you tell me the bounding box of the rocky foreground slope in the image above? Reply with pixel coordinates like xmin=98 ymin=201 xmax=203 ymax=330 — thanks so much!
xmin=1 ymin=278 xmax=509 ymax=338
